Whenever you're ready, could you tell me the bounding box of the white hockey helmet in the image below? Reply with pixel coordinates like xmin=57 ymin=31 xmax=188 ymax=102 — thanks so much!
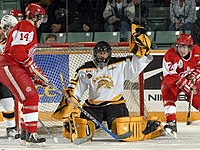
xmin=0 ymin=14 xmax=18 ymax=32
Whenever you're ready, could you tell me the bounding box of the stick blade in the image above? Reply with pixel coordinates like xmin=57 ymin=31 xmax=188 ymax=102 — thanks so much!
xmin=73 ymin=134 xmax=93 ymax=145
xmin=118 ymin=130 xmax=132 ymax=139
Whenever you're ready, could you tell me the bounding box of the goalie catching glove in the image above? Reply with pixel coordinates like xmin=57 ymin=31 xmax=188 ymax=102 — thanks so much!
xmin=22 ymin=57 xmax=49 ymax=87
xmin=129 ymin=24 xmax=151 ymax=57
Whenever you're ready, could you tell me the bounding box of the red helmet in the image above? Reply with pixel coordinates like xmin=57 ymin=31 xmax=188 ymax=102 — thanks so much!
xmin=25 ymin=3 xmax=47 ymax=23
xmin=9 ymin=9 xmax=23 ymax=20
xmin=176 ymin=33 xmax=193 ymax=46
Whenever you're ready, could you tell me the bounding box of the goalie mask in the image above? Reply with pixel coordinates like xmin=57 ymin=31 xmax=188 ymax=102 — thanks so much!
xmin=130 ymin=25 xmax=151 ymax=57
xmin=93 ymin=41 xmax=112 ymax=69
xmin=176 ymin=33 xmax=193 ymax=58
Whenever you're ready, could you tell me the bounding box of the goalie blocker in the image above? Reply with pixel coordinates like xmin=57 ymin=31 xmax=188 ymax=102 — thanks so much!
xmin=63 ymin=116 xmax=163 ymax=142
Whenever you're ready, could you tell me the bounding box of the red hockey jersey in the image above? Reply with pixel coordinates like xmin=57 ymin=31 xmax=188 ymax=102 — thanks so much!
xmin=3 ymin=20 xmax=37 ymax=63
xmin=162 ymin=45 xmax=200 ymax=94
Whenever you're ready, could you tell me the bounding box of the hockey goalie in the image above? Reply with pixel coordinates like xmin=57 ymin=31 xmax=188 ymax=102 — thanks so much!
xmin=162 ymin=33 xmax=200 ymax=138
xmin=52 ymin=24 xmax=162 ymax=143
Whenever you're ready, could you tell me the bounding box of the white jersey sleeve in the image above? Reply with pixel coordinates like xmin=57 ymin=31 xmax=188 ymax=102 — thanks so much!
xmin=124 ymin=54 xmax=153 ymax=80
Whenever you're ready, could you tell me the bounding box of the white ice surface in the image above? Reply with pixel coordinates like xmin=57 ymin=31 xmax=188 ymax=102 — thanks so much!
xmin=0 ymin=122 xmax=200 ymax=150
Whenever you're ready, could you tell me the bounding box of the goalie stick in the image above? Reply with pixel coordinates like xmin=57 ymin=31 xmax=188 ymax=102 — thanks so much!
xmin=186 ymin=89 xmax=194 ymax=125
xmin=60 ymin=73 xmax=93 ymax=145
xmin=35 ymin=70 xmax=132 ymax=140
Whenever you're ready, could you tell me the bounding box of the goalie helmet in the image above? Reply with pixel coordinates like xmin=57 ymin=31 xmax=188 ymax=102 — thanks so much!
xmin=25 ymin=3 xmax=47 ymax=23
xmin=176 ymin=33 xmax=193 ymax=46
xmin=1 ymin=15 xmax=18 ymax=32
xmin=130 ymin=25 xmax=151 ymax=57
xmin=93 ymin=41 xmax=112 ymax=69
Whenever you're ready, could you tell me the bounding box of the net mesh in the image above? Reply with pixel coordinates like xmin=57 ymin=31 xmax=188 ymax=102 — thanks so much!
xmin=31 ymin=45 xmax=148 ymax=132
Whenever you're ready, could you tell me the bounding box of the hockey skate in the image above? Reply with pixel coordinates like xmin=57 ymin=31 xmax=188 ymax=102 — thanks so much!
xmin=26 ymin=132 xmax=46 ymax=147
xmin=6 ymin=127 xmax=20 ymax=140
xmin=19 ymin=130 xmax=26 ymax=146
xmin=164 ymin=121 xmax=177 ymax=138
xmin=20 ymin=130 xmax=46 ymax=147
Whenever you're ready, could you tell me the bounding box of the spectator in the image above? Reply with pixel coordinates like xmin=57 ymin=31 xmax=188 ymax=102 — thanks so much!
xmin=154 ymin=0 xmax=170 ymax=7
xmin=169 ymin=0 xmax=197 ymax=31
xmin=68 ymin=0 xmax=82 ymax=32
xmin=131 ymin=0 xmax=141 ymax=5
xmin=51 ymin=7 xmax=67 ymax=33
xmin=40 ymin=0 xmax=66 ymax=33
xmin=78 ymin=0 xmax=107 ymax=32
xmin=196 ymin=0 xmax=200 ymax=6
xmin=128 ymin=0 xmax=155 ymax=17
xmin=103 ymin=0 xmax=135 ymax=41
xmin=191 ymin=9 xmax=200 ymax=45
xmin=45 ymin=33 xmax=57 ymax=43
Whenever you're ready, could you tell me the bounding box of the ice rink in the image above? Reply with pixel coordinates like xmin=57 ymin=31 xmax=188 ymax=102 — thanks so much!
xmin=0 ymin=122 xmax=200 ymax=150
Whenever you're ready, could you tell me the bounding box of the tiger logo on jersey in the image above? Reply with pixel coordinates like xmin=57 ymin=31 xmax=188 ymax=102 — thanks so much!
xmin=93 ymin=75 xmax=114 ymax=90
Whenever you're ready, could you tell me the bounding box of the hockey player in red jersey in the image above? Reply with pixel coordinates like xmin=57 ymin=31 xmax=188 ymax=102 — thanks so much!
xmin=162 ymin=33 xmax=200 ymax=138
xmin=0 ymin=14 xmax=20 ymax=140
xmin=0 ymin=3 xmax=48 ymax=147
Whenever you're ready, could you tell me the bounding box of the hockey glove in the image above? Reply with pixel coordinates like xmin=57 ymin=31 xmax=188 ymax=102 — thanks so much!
xmin=187 ymin=66 xmax=200 ymax=83
xmin=176 ymin=77 xmax=197 ymax=95
xmin=22 ymin=57 xmax=49 ymax=87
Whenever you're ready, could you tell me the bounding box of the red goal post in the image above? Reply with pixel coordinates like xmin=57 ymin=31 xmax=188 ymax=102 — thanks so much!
xmin=15 ymin=42 xmax=162 ymax=130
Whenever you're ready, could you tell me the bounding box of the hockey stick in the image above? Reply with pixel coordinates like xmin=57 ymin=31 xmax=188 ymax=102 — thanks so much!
xmin=35 ymin=71 xmax=132 ymax=140
xmin=186 ymin=89 xmax=194 ymax=125
xmin=38 ymin=118 xmax=58 ymax=143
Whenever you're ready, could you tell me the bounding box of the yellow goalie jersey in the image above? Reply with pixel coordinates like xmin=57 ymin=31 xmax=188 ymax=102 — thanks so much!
xmin=67 ymin=54 xmax=153 ymax=106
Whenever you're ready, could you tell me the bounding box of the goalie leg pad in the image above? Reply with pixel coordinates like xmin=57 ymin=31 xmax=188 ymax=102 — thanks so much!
xmin=111 ymin=116 xmax=163 ymax=142
xmin=111 ymin=117 xmax=130 ymax=136
xmin=63 ymin=118 xmax=96 ymax=140
xmin=75 ymin=118 xmax=88 ymax=138
xmin=87 ymin=120 xmax=96 ymax=136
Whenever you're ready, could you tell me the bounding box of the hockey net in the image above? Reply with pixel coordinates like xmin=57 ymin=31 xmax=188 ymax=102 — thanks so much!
xmin=17 ymin=42 xmax=148 ymax=133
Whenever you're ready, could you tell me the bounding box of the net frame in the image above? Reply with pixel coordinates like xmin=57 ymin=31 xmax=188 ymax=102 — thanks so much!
xmin=15 ymin=42 xmax=147 ymax=131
